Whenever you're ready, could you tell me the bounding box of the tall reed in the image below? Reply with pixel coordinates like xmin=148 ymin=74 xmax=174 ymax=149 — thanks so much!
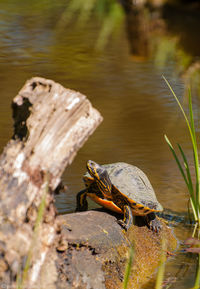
xmin=123 ymin=246 xmax=134 ymax=289
xmin=155 ymin=238 xmax=167 ymax=289
xmin=16 ymin=174 xmax=49 ymax=289
xmin=164 ymin=76 xmax=200 ymax=226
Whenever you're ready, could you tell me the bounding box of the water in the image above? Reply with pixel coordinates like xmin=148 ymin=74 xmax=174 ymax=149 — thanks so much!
xmin=0 ymin=1 xmax=200 ymax=288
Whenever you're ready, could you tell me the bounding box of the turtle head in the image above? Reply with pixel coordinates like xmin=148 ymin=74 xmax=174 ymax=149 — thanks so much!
xmin=86 ymin=160 xmax=112 ymax=198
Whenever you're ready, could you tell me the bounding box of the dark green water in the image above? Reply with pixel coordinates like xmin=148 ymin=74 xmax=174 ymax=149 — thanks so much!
xmin=0 ymin=1 xmax=200 ymax=288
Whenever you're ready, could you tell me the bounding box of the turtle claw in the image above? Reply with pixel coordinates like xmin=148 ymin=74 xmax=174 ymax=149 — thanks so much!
xmin=117 ymin=220 xmax=129 ymax=231
xmin=146 ymin=212 xmax=162 ymax=233
xmin=149 ymin=218 xmax=162 ymax=233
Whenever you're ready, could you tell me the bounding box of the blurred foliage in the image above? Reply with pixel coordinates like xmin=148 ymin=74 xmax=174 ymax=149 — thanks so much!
xmin=56 ymin=0 xmax=125 ymax=49
xmin=0 ymin=0 xmax=124 ymax=51
xmin=153 ymin=36 xmax=177 ymax=67
xmin=151 ymin=28 xmax=200 ymax=97
xmin=151 ymin=32 xmax=190 ymax=75
xmin=183 ymin=63 xmax=200 ymax=97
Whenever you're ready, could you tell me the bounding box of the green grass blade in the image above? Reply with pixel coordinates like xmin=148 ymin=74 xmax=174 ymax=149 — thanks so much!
xmin=190 ymin=198 xmax=198 ymax=221
xmin=155 ymin=238 xmax=167 ymax=289
xmin=188 ymin=89 xmax=200 ymax=218
xmin=178 ymin=144 xmax=194 ymax=196
xmin=123 ymin=246 xmax=134 ymax=289
xmin=188 ymin=89 xmax=197 ymax=147
xmin=17 ymin=173 xmax=49 ymax=289
xmin=178 ymin=144 xmax=198 ymax=220
xmin=163 ymin=76 xmax=200 ymax=223
xmin=192 ymin=254 xmax=200 ymax=289
xmin=34 ymin=184 xmax=47 ymax=234
xmin=187 ymin=199 xmax=193 ymax=223
xmin=163 ymin=77 xmax=197 ymax=155
xmin=165 ymin=135 xmax=189 ymax=189
xmin=163 ymin=76 xmax=192 ymax=133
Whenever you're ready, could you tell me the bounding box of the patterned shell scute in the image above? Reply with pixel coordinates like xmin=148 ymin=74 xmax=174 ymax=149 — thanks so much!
xmin=103 ymin=162 xmax=163 ymax=211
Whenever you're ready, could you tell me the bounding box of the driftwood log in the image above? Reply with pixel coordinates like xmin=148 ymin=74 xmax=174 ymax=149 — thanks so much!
xmin=0 ymin=77 xmax=176 ymax=289
xmin=0 ymin=77 xmax=102 ymax=288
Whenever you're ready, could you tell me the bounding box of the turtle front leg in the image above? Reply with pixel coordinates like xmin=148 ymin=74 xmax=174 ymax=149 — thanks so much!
xmin=76 ymin=189 xmax=88 ymax=211
xmin=118 ymin=205 xmax=133 ymax=231
xmin=146 ymin=212 xmax=162 ymax=233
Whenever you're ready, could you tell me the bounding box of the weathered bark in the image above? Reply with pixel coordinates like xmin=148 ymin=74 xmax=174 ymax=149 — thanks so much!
xmin=0 ymin=77 xmax=102 ymax=288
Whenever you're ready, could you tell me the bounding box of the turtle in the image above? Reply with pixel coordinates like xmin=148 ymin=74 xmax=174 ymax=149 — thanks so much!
xmin=76 ymin=160 xmax=163 ymax=232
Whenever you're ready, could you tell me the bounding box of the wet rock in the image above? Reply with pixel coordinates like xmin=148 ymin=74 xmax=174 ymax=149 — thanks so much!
xmin=56 ymin=210 xmax=177 ymax=289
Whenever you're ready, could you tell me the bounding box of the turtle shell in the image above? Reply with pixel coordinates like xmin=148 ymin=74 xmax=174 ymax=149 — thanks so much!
xmin=84 ymin=162 xmax=163 ymax=214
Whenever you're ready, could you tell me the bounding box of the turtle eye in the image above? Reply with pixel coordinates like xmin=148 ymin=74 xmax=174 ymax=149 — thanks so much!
xmin=87 ymin=160 xmax=99 ymax=176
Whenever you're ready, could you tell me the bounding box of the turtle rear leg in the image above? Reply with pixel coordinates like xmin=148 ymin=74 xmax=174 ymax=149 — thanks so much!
xmin=76 ymin=189 xmax=88 ymax=211
xmin=146 ymin=212 xmax=162 ymax=233
xmin=118 ymin=205 xmax=133 ymax=231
